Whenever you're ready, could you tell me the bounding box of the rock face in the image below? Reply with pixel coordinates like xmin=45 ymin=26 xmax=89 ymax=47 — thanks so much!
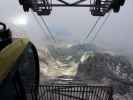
xmin=75 ymin=52 xmax=133 ymax=99
xmin=39 ymin=44 xmax=133 ymax=100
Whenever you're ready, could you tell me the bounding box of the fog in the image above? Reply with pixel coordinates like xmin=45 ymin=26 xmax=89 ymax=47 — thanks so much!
xmin=0 ymin=0 xmax=133 ymax=55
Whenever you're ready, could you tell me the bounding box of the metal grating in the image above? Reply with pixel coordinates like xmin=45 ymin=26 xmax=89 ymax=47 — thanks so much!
xmin=30 ymin=80 xmax=113 ymax=100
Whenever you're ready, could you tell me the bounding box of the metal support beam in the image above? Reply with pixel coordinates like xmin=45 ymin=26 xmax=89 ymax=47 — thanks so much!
xmin=57 ymin=0 xmax=70 ymax=5
xmin=19 ymin=0 xmax=117 ymax=16
xmin=37 ymin=3 xmax=92 ymax=7
xmin=71 ymin=0 xmax=87 ymax=5
xmin=37 ymin=4 xmax=108 ymax=8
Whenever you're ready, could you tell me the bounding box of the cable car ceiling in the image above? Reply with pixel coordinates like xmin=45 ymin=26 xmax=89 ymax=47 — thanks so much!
xmin=19 ymin=0 xmax=125 ymax=16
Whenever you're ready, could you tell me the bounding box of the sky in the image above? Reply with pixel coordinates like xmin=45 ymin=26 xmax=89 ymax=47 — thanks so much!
xmin=0 ymin=0 xmax=133 ymax=55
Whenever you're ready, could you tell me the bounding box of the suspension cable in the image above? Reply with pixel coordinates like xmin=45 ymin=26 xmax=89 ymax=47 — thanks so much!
xmin=77 ymin=16 xmax=101 ymax=52
xmin=32 ymin=12 xmax=61 ymax=66
xmin=39 ymin=16 xmax=59 ymax=54
xmin=32 ymin=12 xmax=50 ymax=39
xmin=39 ymin=16 xmax=65 ymax=67
xmin=83 ymin=16 xmax=101 ymax=42
xmin=90 ymin=12 xmax=111 ymax=43
xmin=40 ymin=16 xmax=57 ymax=43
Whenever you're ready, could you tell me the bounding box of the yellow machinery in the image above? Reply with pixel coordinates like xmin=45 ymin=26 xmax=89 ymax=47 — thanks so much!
xmin=0 ymin=23 xmax=113 ymax=100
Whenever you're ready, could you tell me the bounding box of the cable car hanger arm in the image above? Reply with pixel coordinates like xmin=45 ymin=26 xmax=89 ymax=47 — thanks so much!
xmin=19 ymin=0 xmax=126 ymax=16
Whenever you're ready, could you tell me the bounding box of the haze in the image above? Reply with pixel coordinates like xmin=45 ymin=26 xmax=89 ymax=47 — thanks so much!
xmin=0 ymin=0 xmax=132 ymax=55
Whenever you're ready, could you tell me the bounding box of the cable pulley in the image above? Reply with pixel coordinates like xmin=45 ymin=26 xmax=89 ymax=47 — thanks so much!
xmin=18 ymin=0 xmax=126 ymax=16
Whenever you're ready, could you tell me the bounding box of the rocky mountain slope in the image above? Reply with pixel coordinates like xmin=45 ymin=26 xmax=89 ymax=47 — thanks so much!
xmin=38 ymin=43 xmax=133 ymax=100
